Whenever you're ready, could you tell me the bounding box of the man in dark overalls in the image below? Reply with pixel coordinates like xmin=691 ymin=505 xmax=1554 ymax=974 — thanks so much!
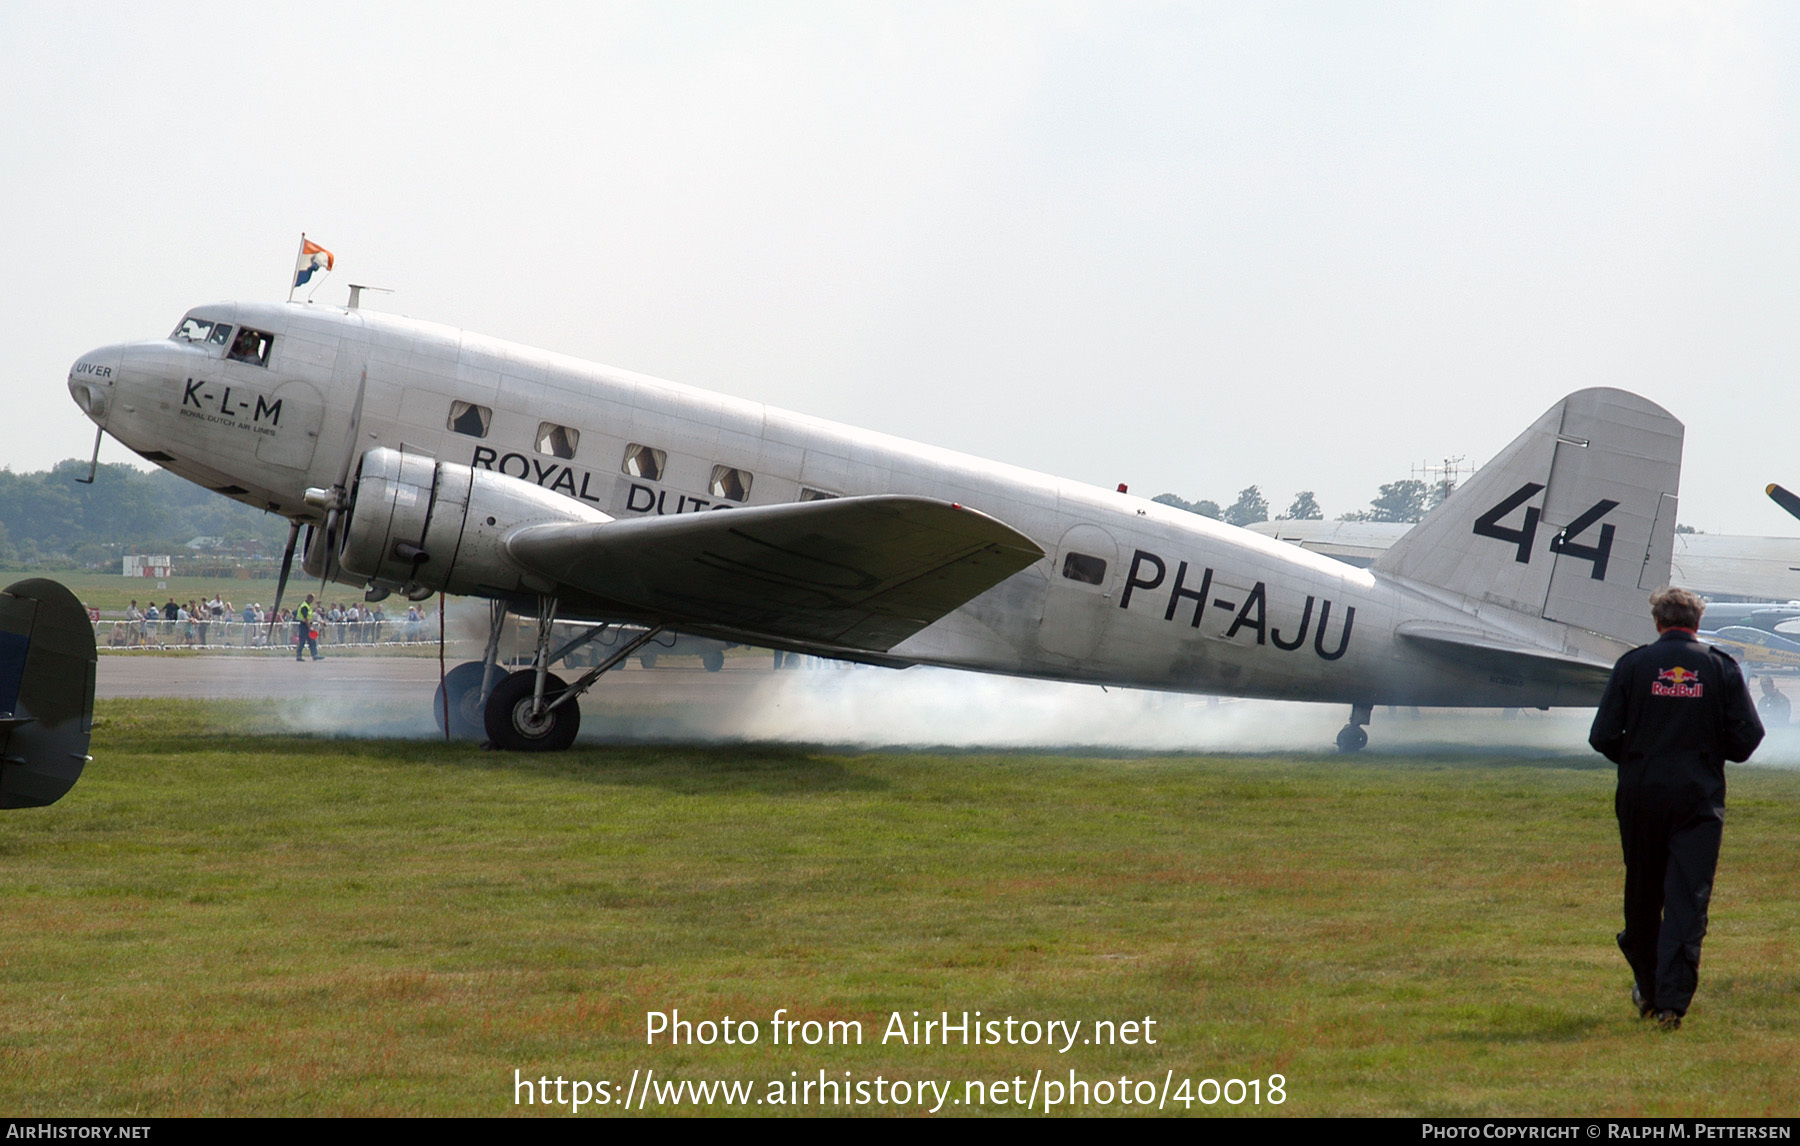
xmin=1589 ymin=587 xmax=1763 ymax=1030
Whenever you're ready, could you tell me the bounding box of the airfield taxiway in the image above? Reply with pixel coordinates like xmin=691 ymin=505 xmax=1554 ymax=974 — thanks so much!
xmin=92 ymin=649 xmax=1658 ymax=756
xmin=94 ymin=652 xmax=766 ymax=702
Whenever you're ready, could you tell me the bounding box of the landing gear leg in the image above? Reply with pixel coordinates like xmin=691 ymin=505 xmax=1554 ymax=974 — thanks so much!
xmin=479 ymin=599 xmax=506 ymax=707
xmin=433 ymin=601 xmax=511 ymax=739
xmin=483 ymin=599 xmax=666 ymax=752
xmin=1336 ymin=703 xmax=1372 ymax=753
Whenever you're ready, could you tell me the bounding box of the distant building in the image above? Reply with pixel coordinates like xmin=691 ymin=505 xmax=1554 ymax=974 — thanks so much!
xmin=122 ymin=555 xmax=173 ymax=578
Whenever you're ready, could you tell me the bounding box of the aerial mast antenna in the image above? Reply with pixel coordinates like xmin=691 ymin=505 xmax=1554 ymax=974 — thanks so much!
xmin=346 ymin=284 xmax=394 ymax=310
xmin=1411 ymin=455 xmax=1471 ymax=509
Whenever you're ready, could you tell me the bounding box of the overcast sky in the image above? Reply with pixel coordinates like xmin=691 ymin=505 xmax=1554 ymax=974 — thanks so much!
xmin=5 ymin=2 xmax=1797 ymax=533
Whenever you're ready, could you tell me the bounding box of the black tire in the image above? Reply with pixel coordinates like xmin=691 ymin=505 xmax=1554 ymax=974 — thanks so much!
xmin=484 ymin=670 xmax=581 ymax=752
xmin=433 ymin=661 xmax=491 ymax=740
xmin=1335 ymin=724 xmax=1368 ymax=753
xmin=639 ymin=651 xmax=658 ymax=670
xmin=702 ymin=650 xmax=725 ymax=672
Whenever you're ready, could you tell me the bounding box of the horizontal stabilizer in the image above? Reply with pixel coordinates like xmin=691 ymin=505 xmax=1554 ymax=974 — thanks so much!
xmin=507 ymin=495 xmax=1045 ymax=651
xmin=1395 ymin=621 xmax=1614 ymax=691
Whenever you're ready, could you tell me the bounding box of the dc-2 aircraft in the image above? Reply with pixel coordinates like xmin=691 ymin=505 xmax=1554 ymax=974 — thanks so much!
xmin=64 ymin=299 xmax=1683 ymax=756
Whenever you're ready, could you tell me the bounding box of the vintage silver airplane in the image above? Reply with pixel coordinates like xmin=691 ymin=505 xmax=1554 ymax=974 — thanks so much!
xmin=65 ymin=299 xmax=1683 ymax=753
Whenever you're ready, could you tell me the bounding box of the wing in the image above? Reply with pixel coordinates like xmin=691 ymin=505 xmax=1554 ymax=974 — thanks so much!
xmin=506 ymin=495 xmax=1045 ymax=651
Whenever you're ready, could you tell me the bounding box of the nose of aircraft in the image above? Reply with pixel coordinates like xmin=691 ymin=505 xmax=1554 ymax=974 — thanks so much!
xmin=67 ymin=346 xmax=122 ymax=425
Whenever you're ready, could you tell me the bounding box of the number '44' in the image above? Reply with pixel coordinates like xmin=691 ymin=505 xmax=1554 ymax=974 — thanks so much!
xmin=1472 ymin=482 xmax=1618 ymax=581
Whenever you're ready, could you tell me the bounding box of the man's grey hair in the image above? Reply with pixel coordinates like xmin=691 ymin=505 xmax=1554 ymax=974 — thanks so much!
xmin=1650 ymin=586 xmax=1705 ymax=631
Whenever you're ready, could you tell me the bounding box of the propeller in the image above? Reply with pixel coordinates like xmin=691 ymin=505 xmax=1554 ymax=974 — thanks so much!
xmin=265 ymin=518 xmax=303 ymax=642
xmin=1767 ymin=483 xmax=1800 ymax=524
xmin=303 ymin=368 xmax=369 ymax=598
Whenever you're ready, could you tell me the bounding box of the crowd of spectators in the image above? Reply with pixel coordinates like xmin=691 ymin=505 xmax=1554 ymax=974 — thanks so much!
xmin=101 ymin=596 xmax=432 ymax=649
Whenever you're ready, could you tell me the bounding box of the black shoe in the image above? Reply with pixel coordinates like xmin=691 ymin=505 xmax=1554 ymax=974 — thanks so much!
xmin=1632 ymin=985 xmax=1653 ymax=1018
xmin=1653 ymin=1009 xmax=1682 ymax=1031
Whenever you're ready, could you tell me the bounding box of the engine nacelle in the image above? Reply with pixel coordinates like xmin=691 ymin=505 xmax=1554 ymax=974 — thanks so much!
xmin=334 ymin=447 xmax=610 ymax=598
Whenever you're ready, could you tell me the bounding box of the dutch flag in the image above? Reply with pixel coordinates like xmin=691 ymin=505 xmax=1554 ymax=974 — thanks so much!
xmin=292 ymin=235 xmax=334 ymax=290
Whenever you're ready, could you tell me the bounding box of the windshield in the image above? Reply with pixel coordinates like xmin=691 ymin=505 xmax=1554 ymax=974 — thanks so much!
xmin=171 ymin=316 xmax=233 ymax=348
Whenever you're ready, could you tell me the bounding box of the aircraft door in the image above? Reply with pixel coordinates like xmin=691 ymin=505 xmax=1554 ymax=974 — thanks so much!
xmin=1038 ymin=523 xmax=1118 ymax=660
xmin=253 ymin=379 xmax=325 ymax=471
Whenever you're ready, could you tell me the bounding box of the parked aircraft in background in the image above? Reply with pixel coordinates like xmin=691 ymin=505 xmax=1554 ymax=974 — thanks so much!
xmin=64 ymin=298 xmax=1682 ymax=767
xmin=1253 ymin=520 xmax=1800 ymax=605
xmin=1699 ymin=626 xmax=1800 ymax=671
xmin=1766 ymin=482 xmax=1800 ymax=525
xmin=1254 ymin=515 xmax=1800 ymax=670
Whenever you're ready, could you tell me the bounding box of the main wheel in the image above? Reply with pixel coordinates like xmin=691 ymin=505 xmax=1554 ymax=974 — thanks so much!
xmin=1335 ymin=723 xmax=1368 ymax=753
xmin=484 ymin=670 xmax=581 ymax=751
xmin=639 ymin=651 xmax=658 ymax=670
xmin=433 ymin=661 xmax=491 ymax=740
xmin=702 ymin=649 xmax=725 ymax=672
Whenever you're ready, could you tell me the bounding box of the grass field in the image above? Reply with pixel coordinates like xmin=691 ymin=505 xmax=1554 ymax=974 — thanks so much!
xmin=2 ymin=700 xmax=1796 ymax=1117
xmin=10 ymin=570 xmax=284 ymax=614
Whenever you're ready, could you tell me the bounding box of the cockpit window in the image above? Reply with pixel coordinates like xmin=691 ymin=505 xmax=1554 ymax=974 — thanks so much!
xmin=227 ymin=327 xmax=273 ymax=367
xmin=172 ymin=317 xmax=233 ymax=347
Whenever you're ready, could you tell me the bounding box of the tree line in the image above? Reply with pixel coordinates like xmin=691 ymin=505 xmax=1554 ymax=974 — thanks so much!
xmin=1154 ymin=479 xmax=1449 ymax=527
xmin=0 ymin=460 xmax=291 ymax=569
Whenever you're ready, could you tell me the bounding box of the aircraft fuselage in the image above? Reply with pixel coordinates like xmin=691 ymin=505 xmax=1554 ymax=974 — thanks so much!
xmin=69 ymin=300 xmax=1639 ymax=710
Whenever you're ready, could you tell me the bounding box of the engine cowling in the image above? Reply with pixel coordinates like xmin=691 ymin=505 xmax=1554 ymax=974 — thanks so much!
xmin=331 ymin=447 xmax=610 ymax=598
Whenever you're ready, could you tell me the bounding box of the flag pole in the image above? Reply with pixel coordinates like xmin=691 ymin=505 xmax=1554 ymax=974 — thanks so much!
xmin=287 ymin=232 xmax=306 ymax=302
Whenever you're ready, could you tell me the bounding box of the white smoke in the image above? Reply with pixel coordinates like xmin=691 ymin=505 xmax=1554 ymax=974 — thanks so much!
xmin=261 ymin=655 xmax=1621 ymax=756
xmin=245 ymin=614 xmax=1800 ymax=762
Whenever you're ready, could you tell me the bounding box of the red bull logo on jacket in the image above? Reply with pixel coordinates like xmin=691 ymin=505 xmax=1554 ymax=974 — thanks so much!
xmin=1652 ymin=666 xmax=1704 ymax=698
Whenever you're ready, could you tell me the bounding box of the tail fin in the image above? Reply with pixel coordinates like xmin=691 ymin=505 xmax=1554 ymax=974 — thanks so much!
xmin=1373 ymin=387 xmax=1682 ymax=646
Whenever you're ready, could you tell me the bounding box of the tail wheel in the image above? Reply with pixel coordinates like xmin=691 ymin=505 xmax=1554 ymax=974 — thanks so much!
xmin=484 ymin=670 xmax=581 ymax=752
xmin=1336 ymin=724 xmax=1368 ymax=753
xmin=433 ymin=661 xmax=490 ymax=740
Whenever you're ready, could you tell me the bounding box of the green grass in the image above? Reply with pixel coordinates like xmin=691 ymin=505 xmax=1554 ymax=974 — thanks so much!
xmin=2 ymin=700 xmax=1796 ymax=1116
xmin=12 ymin=569 xmax=281 ymax=614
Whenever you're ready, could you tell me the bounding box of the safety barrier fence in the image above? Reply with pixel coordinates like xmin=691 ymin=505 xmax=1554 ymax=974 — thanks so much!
xmin=92 ymin=618 xmax=443 ymax=651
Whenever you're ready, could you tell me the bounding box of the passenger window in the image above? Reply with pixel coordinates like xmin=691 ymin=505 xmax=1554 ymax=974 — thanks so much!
xmin=227 ymin=327 xmax=273 ymax=367
xmin=710 ymin=465 xmax=753 ymax=503
xmin=535 ymin=422 xmax=579 ymax=459
xmin=622 ymin=443 xmax=665 ymax=481
xmin=799 ymin=487 xmax=839 ymax=502
xmin=1061 ymin=552 xmax=1107 ymax=585
xmin=448 ymin=401 xmax=492 ymax=438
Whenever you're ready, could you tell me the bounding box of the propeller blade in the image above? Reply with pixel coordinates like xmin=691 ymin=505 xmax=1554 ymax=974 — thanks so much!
xmin=267 ymin=518 xmax=302 ymax=641
xmin=318 ymin=507 xmax=341 ymax=598
xmin=316 ymin=369 xmax=369 ymax=596
xmin=1768 ymin=483 xmax=1800 ymax=524
xmin=335 ymin=369 xmax=368 ymax=490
